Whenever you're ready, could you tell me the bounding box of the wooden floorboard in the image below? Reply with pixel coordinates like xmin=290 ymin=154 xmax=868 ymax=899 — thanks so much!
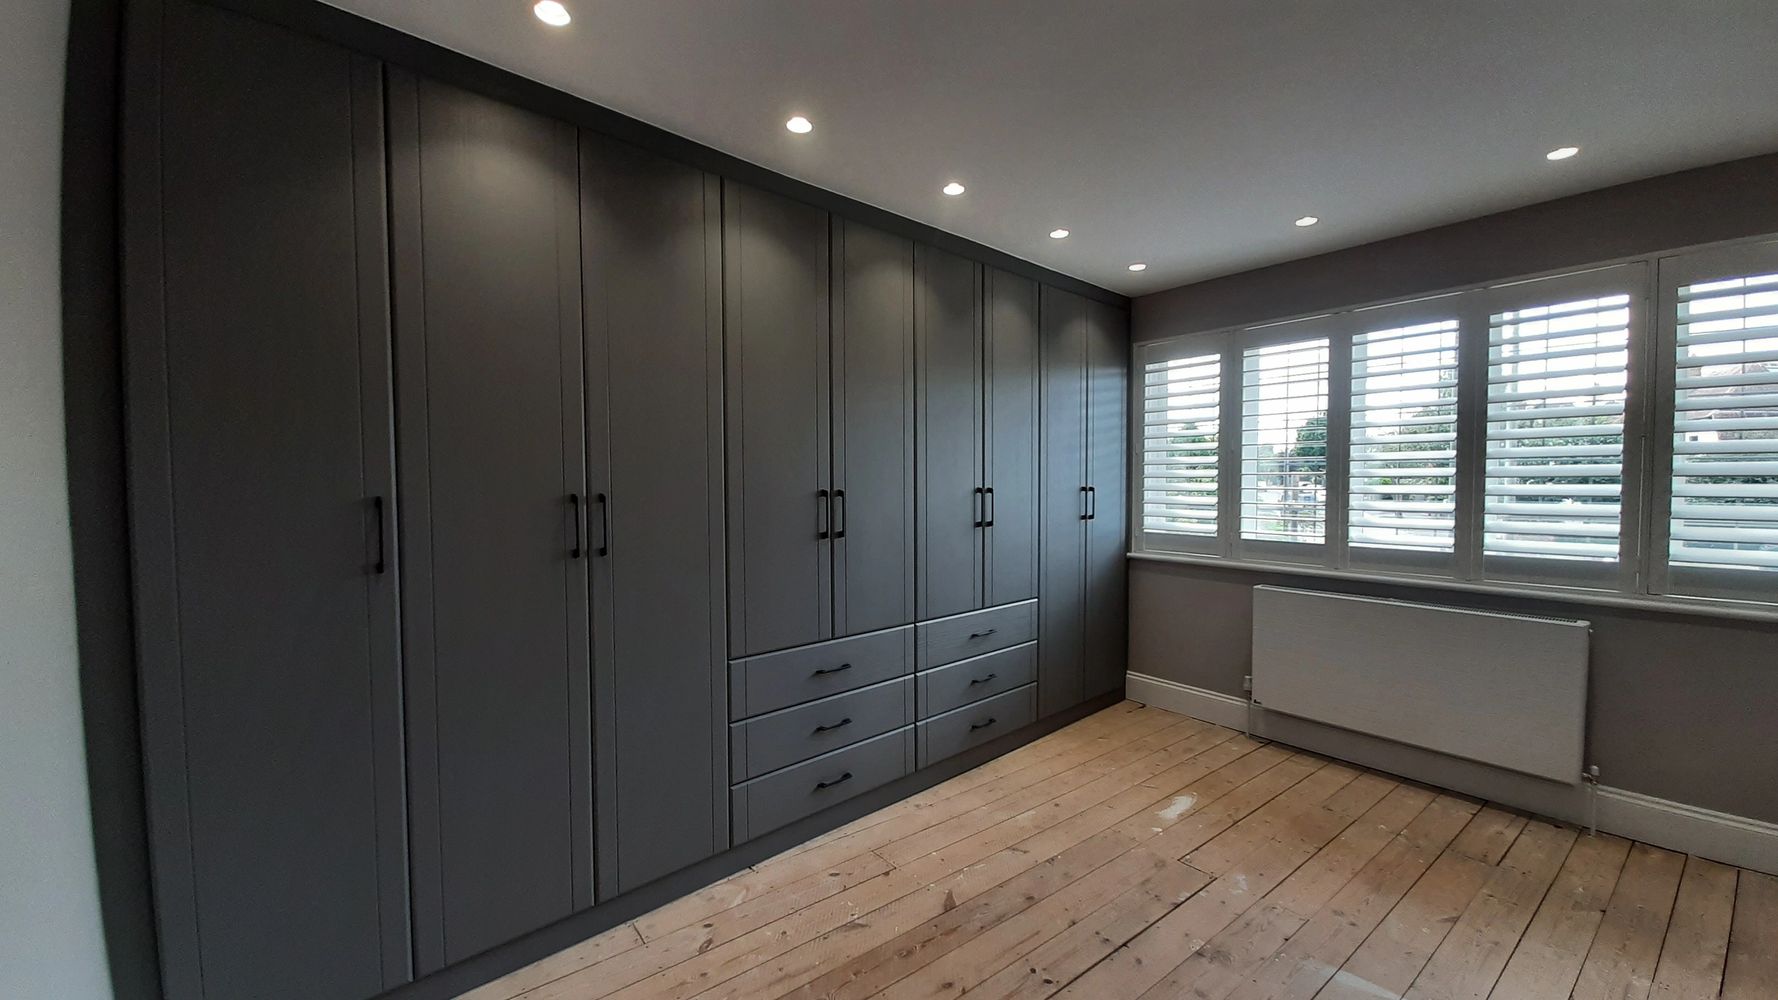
xmin=465 ymin=703 xmax=1773 ymax=1000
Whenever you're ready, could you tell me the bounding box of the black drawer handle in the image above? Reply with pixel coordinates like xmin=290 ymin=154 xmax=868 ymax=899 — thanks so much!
xmin=968 ymin=672 xmax=999 ymax=686
xmin=815 ymin=771 xmax=853 ymax=790
xmin=983 ymin=486 xmax=995 ymax=528
xmin=371 ymin=496 xmax=387 ymax=574
xmin=970 ymin=717 xmax=998 ymax=732
xmin=568 ymin=493 xmax=584 ymax=559
xmin=816 ymin=489 xmax=830 ymax=540
xmin=968 ymin=628 xmax=998 ymax=640
xmin=812 ymin=662 xmax=853 ymax=677
xmin=813 ymin=717 xmax=852 ymax=734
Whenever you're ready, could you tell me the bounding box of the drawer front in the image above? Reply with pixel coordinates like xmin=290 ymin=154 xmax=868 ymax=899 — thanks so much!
xmin=731 ymin=726 xmax=915 ymax=843
xmin=730 ymin=625 xmax=914 ymax=720
xmin=915 ymin=599 xmax=1037 ymax=669
xmin=917 ymin=642 xmax=1037 ymax=719
xmin=917 ymin=683 xmax=1036 ymax=768
xmin=730 ymin=677 xmax=914 ymax=782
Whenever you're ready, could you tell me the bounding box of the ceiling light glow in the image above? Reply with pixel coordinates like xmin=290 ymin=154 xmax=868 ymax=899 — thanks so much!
xmin=1127 ymin=263 xmax=1147 ymax=272
xmin=1547 ymin=145 xmax=1580 ymax=161
xmin=533 ymin=1 xmax=571 ymax=26
xmin=1294 ymin=216 xmax=1319 ymax=227
xmin=1049 ymin=229 xmax=1070 ymax=239
xmin=942 ymin=181 xmax=966 ymax=196
xmin=785 ymin=116 xmax=813 ymax=134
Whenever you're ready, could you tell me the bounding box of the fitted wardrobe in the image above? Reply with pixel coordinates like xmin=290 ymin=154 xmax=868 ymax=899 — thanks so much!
xmin=120 ymin=2 xmax=1128 ymax=998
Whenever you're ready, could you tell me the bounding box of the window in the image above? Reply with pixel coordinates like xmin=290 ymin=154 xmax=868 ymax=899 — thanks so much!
xmin=1241 ymin=339 xmax=1329 ymax=546
xmin=1666 ymin=270 xmax=1778 ymax=582
xmin=1483 ymin=294 xmax=1631 ymax=572
xmin=1140 ymin=350 xmax=1222 ymax=542
xmin=1349 ymin=319 xmax=1460 ymax=557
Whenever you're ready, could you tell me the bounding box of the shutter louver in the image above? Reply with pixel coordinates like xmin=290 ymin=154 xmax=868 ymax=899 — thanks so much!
xmin=1349 ymin=319 xmax=1460 ymax=554
xmin=1484 ymin=294 xmax=1632 ymax=564
xmin=1668 ymin=271 xmax=1778 ymax=577
xmin=1140 ymin=352 xmax=1220 ymax=537
xmin=1241 ymin=339 xmax=1329 ymax=544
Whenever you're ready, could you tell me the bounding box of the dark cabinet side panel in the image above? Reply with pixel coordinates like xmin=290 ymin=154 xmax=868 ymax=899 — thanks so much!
xmin=985 ymin=268 xmax=1041 ymax=607
xmin=1085 ymin=301 xmax=1131 ymax=700
xmin=126 ymin=3 xmax=408 ymax=997
xmin=1038 ymin=286 xmax=1088 ymax=718
xmin=724 ymin=182 xmax=833 ymax=655
xmin=390 ymin=72 xmax=591 ymax=971
xmin=581 ymin=134 xmax=728 ymax=894
xmin=833 ymin=221 xmax=916 ymax=636
xmin=917 ymin=244 xmax=985 ymax=620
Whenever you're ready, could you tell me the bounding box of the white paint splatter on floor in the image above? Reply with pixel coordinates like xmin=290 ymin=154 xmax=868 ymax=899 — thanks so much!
xmin=1157 ymin=793 xmax=1198 ymax=821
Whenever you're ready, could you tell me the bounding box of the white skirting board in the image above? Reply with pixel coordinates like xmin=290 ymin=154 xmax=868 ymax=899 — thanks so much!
xmin=1125 ymin=672 xmax=1778 ymax=877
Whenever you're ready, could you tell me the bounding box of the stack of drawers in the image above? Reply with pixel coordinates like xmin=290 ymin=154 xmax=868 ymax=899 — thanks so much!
xmin=725 ymin=599 xmax=1040 ymax=844
xmin=914 ymin=599 xmax=1038 ymax=767
xmin=728 ymin=627 xmax=917 ymax=842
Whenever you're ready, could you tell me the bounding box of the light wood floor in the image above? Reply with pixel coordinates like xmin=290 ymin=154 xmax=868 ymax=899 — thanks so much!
xmin=464 ymin=703 xmax=1778 ymax=1000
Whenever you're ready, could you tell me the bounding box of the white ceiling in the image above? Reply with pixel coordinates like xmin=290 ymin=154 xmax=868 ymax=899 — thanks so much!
xmin=326 ymin=0 xmax=1778 ymax=295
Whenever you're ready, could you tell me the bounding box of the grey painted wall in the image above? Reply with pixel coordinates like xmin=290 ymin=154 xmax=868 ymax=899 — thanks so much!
xmin=0 ymin=0 xmax=116 ymax=997
xmin=1128 ymin=152 xmax=1778 ymax=826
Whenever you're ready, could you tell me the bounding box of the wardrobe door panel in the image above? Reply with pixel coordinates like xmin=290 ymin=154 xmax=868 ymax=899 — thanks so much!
xmin=390 ymin=72 xmax=591 ymax=971
xmin=985 ymin=268 xmax=1041 ymax=607
xmin=1038 ymin=286 xmax=1088 ymax=717
xmin=126 ymin=3 xmax=407 ymax=996
xmin=724 ymin=182 xmax=832 ymax=655
xmin=917 ymin=244 xmax=985 ymax=619
xmin=1085 ymin=301 xmax=1131 ymax=700
xmin=581 ymin=134 xmax=727 ymax=893
xmin=833 ymin=221 xmax=916 ymax=636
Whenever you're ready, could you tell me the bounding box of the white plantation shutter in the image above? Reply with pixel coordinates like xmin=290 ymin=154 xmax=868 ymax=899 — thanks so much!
xmin=1666 ymin=269 xmax=1778 ymax=586
xmin=1484 ymin=293 xmax=1632 ymax=571
xmin=1140 ymin=351 xmax=1222 ymax=542
xmin=1241 ymin=339 xmax=1330 ymax=545
xmin=1348 ymin=319 xmax=1460 ymax=557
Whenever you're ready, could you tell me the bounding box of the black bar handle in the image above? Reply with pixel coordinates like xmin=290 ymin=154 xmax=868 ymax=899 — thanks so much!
xmin=817 ymin=488 xmax=830 ymax=540
xmin=1080 ymin=485 xmax=1091 ymax=520
xmin=812 ymin=717 xmax=852 ymax=734
xmin=970 ymin=717 xmax=998 ymax=732
xmin=833 ymin=489 xmax=847 ymax=539
xmin=968 ymin=628 xmax=998 ymax=640
xmin=968 ymin=672 xmax=998 ymax=686
xmin=983 ymin=486 xmax=995 ymax=527
xmin=815 ymin=771 xmax=853 ymax=790
xmin=973 ymin=486 xmax=984 ymax=528
xmin=372 ymin=496 xmax=387 ymax=574
xmin=812 ymin=662 xmax=853 ymax=677
xmin=595 ymin=492 xmax=610 ymax=557
xmin=1087 ymin=485 xmax=1097 ymax=520
xmin=569 ymin=493 xmax=584 ymax=559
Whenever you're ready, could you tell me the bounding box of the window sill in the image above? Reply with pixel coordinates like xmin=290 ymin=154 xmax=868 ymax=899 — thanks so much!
xmin=1125 ymin=549 xmax=1778 ymax=626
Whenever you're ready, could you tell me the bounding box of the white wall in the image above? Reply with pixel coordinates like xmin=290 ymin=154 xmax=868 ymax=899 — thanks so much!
xmin=0 ymin=0 xmax=115 ymax=997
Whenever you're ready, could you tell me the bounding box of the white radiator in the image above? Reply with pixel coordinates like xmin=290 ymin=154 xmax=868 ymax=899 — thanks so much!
xmin=1250 ymin=586 xmax=1590 ymax=784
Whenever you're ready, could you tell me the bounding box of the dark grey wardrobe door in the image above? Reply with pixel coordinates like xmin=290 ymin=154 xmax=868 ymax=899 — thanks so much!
xmin=833 ymin=221 xmax=916 ymax=636
xmin=985 ymin=268 xmax=1041 ymax=607
xmin=724 ymin=182 xmax=833 ymax=655
xmin=917 ymin=244 xmax=985 ymax=620
xmin=1038 ymin=286 xmax=1089 ymax=718
xmin=388 ymin=71 xmax=592 ymax=972
xmin=581 ymin=133 xmax=728 ymax=894
xmin=123 ymin=2 xmax=407 ymax=996
xmin=1084 ymin=301 xmax=1131 ymax=700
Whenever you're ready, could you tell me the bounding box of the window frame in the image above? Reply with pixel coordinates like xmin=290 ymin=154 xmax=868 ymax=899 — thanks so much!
xmin=1649 ymin=239 xmax=1778 ymax=602
xmin=1128 ymin=233 xmax=1778 ymax=621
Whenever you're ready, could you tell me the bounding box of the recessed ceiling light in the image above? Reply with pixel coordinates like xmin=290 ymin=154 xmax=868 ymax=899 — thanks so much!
xmin=533 ymin=1 xmax=571 ymax=27
xmin=1294 ymin=216 xmax=1320 ymax=228
xmin=942 ymin=181 xmax=966 ymax=197
xmin=1127 ymin=263 xmax=1147 ymax=272
xmin=785 ymin=116 xmax=813 ymax=134
xmin=1049 ymin=228 xmax=1070 ymax=240
xmin=1547 ymin=145 xmax=1580 ymax=161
